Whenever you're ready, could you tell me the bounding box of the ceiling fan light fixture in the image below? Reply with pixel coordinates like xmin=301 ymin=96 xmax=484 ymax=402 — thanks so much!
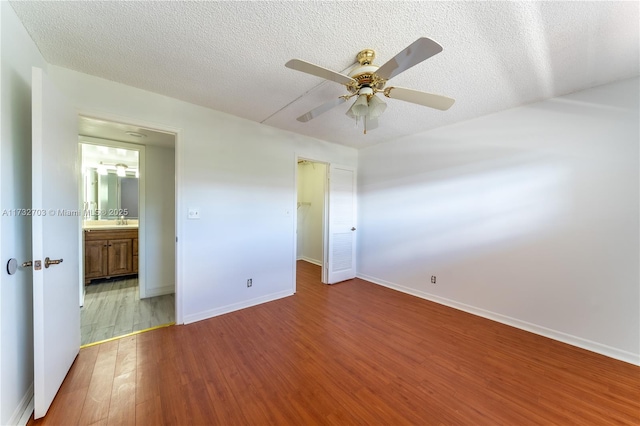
xmin=345 ymin=107 xmax=356 ymax=120
xmin=125 ymin=131 xmax=146 ymax=138
xmin=115 ymin=163 xmax=128 ymax=177
xmin=368 ymin=95 xmax=387 ymax=119
xmin=351 ymin=94 xmax=369 ymax=117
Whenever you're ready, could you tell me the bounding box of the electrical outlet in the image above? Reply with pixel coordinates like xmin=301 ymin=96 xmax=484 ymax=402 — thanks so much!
xmin=431 ymin=276 xmax=437 ymax=284
xmin=247 ymin=278 xmax=252 ymax=287
xmin=188 ymin=208 xmax=200 ymax=220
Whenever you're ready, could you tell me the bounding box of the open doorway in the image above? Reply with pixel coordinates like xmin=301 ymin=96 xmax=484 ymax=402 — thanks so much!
xmin=78 ymin=116 xmax=176 ymax=346
xmin=295 ymin=158 xmax=358 ymax=289
xmin=296 ymin=159 xmax=328 ymax=284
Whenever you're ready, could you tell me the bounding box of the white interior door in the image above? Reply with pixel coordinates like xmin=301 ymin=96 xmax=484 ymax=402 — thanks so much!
xmin=327 ymin=164 xmax=357 ymax=284
xmin=32 ymin=66 xmax=80 ymax=419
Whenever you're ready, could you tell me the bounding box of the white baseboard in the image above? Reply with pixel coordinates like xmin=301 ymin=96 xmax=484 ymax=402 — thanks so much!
xmin=8 ymin=383 xmax=33 ymax=426
xmin=144 ymin=285 xmax=174 ymax=298
xmin=183 ymin=290 xmax=293 ymax=324
xmin=299 ymin=256 xmax=322 ymax=266
xmin=357 ymin=273 xmax=640 ymax=366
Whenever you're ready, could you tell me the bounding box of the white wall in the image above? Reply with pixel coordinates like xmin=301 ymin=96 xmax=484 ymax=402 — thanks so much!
xmin=48 ymin=66 xmax=358 ymax=324
xmin=144 ymin=144 xmax=176 ymax=297
xmin=296 ymin=162 xmax=326 ymax=265
xmin=0 ymin=3 xmax=47 ymax=424
xmin=358 ymin=78 xmax=640 ymax=365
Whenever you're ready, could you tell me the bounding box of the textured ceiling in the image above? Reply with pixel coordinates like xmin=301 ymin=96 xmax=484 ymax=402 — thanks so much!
xmin=10 ymin=1 xmax=639 ymax=148
xmin=79 ymin=116 xmax=176 ymax=148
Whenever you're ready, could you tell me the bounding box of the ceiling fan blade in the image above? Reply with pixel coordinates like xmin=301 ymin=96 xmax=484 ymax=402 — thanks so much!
xmin=286 ymin=59 xmax=356 ymax=86
xmin=384 ymin=87 xmax=455 ymax=111
xmin=297 ymin=97 xmax=347 ymax=122
xmin=375 ymin=38 xmax=443 ymax=81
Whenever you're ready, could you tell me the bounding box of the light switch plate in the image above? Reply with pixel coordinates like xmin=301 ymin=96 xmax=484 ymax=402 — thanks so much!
xmin=188 ymin=208 xmax=200 ymax=220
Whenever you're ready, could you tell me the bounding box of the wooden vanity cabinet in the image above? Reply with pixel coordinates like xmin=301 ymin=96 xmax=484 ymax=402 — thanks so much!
xmin=84 ymin=228 xmax=138 ymax=284
xmin=84 ymin=239 xmax=108 ymax=280
xmin=132 ymin=238 xmax=139 ymax=273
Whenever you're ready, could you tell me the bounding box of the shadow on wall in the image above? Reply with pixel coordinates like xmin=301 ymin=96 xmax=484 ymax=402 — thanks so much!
xmin=359 ymin=81 xmax=638 ymax=277
xmin=360 ymin=146 xmax=570 ymax=270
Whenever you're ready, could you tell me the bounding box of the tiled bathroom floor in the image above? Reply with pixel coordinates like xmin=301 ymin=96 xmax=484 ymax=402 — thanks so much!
xmin=81 ymin=277 xmax=175 ymax=345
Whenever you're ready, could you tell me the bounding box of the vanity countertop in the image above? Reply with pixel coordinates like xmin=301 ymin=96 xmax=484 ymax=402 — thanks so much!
xmin=83 ymin=220 xmax=139 ymax=230
xmin=83 ymin=224 xmax=139 ymax=231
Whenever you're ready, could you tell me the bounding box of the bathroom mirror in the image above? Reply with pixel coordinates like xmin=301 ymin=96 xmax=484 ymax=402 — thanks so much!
xmin=83 ymin=169 xmax=138 ymax=219
xmin=81 ymin=143 xmax=139 ymax=220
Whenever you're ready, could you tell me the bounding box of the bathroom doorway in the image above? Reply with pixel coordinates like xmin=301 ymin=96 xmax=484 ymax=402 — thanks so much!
xmin=78 ymin=116 xmax=176 ymax=346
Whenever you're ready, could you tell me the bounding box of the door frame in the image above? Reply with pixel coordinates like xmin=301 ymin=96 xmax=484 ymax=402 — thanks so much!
xmin=78 ymin=136 xmax=146 ymax=299
xmin=76 ymin=111 xmax=183 ymax=324
xmin=294 ymin=155 xmax=330 ymax=290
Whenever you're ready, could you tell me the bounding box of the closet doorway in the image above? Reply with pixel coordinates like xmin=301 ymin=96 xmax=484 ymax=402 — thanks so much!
xmin=296 ymin=159 xmax=328 ymax=282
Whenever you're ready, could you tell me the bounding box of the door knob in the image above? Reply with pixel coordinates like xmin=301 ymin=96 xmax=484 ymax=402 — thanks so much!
xmin=351 ymin=227 xmax=356 ymax=231
xmin=44 ymin=257 xmax=63 ymax=268
xmin=7 ymin=258 xmax=18 ymax=275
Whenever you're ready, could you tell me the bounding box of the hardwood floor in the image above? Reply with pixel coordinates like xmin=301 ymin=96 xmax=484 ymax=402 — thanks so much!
xmin=81 ymin=277 xmax=175 ymax=345
xmin=32 ymin=261 xmax=639 ymax=425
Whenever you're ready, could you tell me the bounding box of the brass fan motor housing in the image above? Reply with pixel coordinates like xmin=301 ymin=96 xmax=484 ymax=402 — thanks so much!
xmin=356 ymin=49 xmax=376 ymax=65
xmin=347 ymin=49 xmax=387 ymax=94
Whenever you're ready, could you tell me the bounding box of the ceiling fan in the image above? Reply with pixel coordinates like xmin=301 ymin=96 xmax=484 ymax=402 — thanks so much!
xmin=285 ymin=37 xmax=455 ymax=134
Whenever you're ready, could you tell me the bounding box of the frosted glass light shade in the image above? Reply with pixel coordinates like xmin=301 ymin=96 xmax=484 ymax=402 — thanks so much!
xmin=351 ymin=94 xmax=369 ymax=117
xmin=345 ymin=107 xmax=356 ymax=120
xmin=368 ymin=95 xmax=387 ymax=118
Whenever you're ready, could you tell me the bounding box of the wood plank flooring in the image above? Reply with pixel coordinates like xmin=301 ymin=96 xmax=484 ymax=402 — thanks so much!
xmin=81 ymin=277 xmax=175 ymax=345
xmin=32 ymin=261 xmax=639 ymax=425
